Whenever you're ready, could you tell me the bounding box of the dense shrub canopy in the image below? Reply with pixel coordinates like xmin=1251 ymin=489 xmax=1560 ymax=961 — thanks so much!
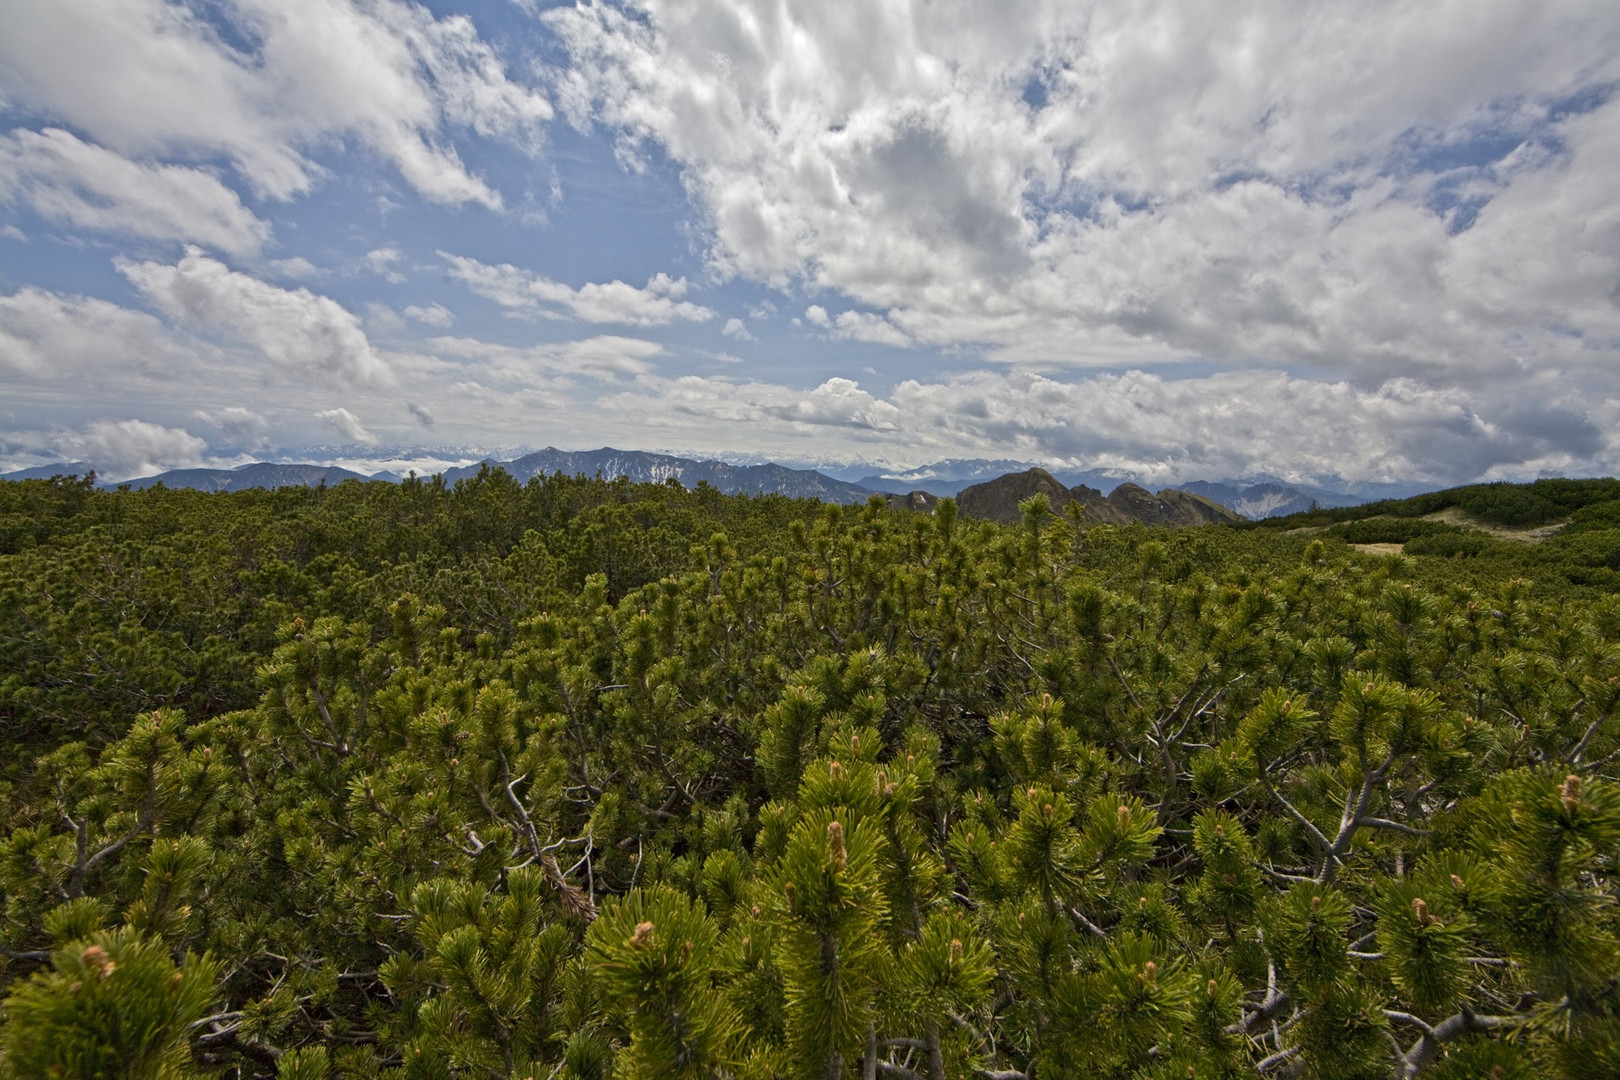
xmin=1 ymin=473 xmax=1617 ymax=1079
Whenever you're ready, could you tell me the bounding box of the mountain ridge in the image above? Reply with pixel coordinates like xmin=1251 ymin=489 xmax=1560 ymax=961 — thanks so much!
xmin=0 ymin=451 xmax=1440 ymax=517
xmin=950 ymin=469 xmax=1243 ymax=527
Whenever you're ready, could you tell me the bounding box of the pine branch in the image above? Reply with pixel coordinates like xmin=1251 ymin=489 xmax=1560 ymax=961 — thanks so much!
xmin=1358 ymin=817 xmax=1430 ymax=838
xmin=1395 ymin=1008 xmax=1514 ymax=1079
xmin=1255 ymin=1046 xmax=1300 ymax=1073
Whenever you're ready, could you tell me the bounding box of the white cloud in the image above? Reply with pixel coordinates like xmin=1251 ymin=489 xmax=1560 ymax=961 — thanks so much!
xmin=0 ymin=286 xmax=205 ymax=379
xmin=773 ymin=377 xmax=902 ymax=430
xmin=0 ymin=0 xmax=551 ymax=208
xmin=586 ymin=364 xmax=1620 ymax=486
xmin=51 ymin=418 xmax=208 ymax=481
xmin=721 ymin=316 xmax=754 ymax=341
xmin=316 ymin=406 xmax=378 ymax=444
xmin=429 ymin=333 xmax=663 ymax=381
xmin=119 ymin=248 xmax=391 ymax=387
xmin=829 ymin=310 xmax=911 ymax=348
xmin=266 ymin=256 xmax=320 ymax=279
xmin=193 ymin=405 xmax=269 ymax=446
xmin=544 ymin=0 xmax=1620 ymax=384
xmin=441 ymin=252 xmax=716 ymax=325
xmin=804 ymin=304 xmax=911 ymax=347
xmin=0 ymin=127 xmax=271 ymax=255
xmin=364 ymin=247 xmax=407 ymax=283
xmin=404 ymin=302 xmax=455 ymax=327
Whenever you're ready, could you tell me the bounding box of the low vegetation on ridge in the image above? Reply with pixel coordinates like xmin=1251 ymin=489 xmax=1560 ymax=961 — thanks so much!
xmin=0 ymin=469 xmax=1617 ymax=1079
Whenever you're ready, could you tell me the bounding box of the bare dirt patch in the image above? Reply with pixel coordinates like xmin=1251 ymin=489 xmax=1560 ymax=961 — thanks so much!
xmin=1419 ymin=507 xmax=1568 ymax=543
xmin=1349 ymin=542 xmax=1405 ymax=555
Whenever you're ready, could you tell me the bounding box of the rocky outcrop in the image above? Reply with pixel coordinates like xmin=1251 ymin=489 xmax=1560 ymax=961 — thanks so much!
xmin=956 ymin=468 xmax=1078 ymax=523
xmin=1153 ymin=488 xmax=1244 ymax=525
xmin=954 ymin=470 xmax=1242 ymax=527
xmin=884 ymin=490 xmax=939 ymax=513
xmin=1088 ymin=482 xmax=1241 ymax=526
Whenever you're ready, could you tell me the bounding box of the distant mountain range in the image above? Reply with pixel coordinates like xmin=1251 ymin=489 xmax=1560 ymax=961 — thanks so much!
xmin=437 ymin=447 xmax=878 ymax=504
xmin=1 ymin=449 xmax=879 ymax=504
xmin=855 ymin=460 xmax=1437 ymax=517
xmin=116 ymin=462 xmax=389 ymax=492
xmin=853 ymin=459 xmax=1132 ymax=497
xmin=2 ymin=450 xmax=1440 ymax=519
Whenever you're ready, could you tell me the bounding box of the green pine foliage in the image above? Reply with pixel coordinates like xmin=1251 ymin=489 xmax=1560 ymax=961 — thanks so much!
xmin=2 ymin=472 xmax=1619 ymax=1078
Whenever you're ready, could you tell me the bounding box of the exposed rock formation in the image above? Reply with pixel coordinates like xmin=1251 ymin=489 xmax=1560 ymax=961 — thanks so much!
xmin=884 ymin=490 xmax=939 ymax=513
xmin=955 ymin=470 xmax=1241 ymax=527
xmin=956 ymin=468 xmax=1077 ymax=523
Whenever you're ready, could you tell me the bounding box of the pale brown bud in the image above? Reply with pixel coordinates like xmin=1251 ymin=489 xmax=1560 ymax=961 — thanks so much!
xmin=1117 ymin=804 xmax=1131 ymax=827
xmin=1563 ymin=774 xmax=1582 ymax=812
xmin=829 ymin=760 xmax=844 ymax=779
xmin=827 ymin=820 xmax=847 ymax=872
xmin=1449 ymin=873 xmax=1466 ymax=891
xmin=1143 ymin=960 xmax=1158 ymax=984
xmin=628 ymin=921 xmax=654 ymax=948
xmin=1412 ymin=897 xmax=1434 ymax=926
xmin=81 ymin=945 xmax=114 ymax=981
xmin=1042 ymin=803 xmax=1054 ymax=821
xmin=949 ymin=938 xmax=963 ymax=963
xmin=1311 ymin=895 xmax=1322 ymax=912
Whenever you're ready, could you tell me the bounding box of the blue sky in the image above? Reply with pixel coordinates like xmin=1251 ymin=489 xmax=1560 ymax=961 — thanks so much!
xmin=2 ymin=0 xmax=1618 ymax=485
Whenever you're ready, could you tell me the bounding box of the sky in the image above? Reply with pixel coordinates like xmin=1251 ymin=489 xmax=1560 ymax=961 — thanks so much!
xmin=1 ymin=0 xmax=1618 ymax=486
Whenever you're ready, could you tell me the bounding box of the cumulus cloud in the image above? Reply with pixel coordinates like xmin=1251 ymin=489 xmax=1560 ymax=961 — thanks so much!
xmin=0 ymin=286 xmax=205 ymax=379
xmin=441 ymin=252 xmax=716 ymax=325
xmin=51 ymin=418 xmax=208 ymax=481
xmin=119 ymin=248 xmax=391 ymax=387
xmin=771 ymin=377 xmax=902 ymax=430
xmin=404 ymin=302 xmax=455 ymax=327
xmin=722 ymin=317 xmax=754 ymax=341
xmin=589 ymin=364 xmax=1620 ymax=486
xmin=316 ymin=406 xmax=378 ymax=444
xmin=364 ymin=247 xmax=407 ymax=283
xmin=0 ymin=0 xmax=551 ymax=208
xmin=543 ymin=0 xmax=1620 ymax=383
xmin=266 ymin=257 xmax=320 ymax=279
xmin=193 ymin=405 xmax=269 ymax=447
xmin=0 ymin=127 xmax=271 ymax=255
xmin=805 ymin=304 xmax=912 ymax=347
xmin=407 ymin=402 xmax=436 ymax=428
